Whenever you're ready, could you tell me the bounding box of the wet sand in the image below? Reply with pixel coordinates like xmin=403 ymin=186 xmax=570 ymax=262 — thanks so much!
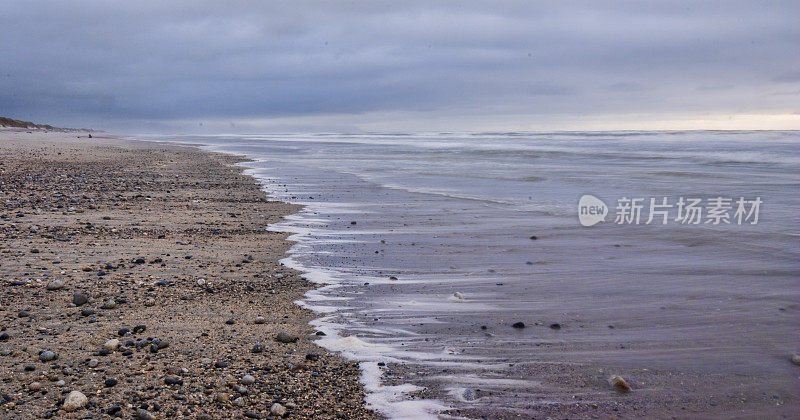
xmin=0 ymin=129 xmax=377 ymax=419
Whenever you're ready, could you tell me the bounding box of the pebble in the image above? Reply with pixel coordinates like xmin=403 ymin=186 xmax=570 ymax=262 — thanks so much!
xmin=72 ymin=293 xmax=88 ymax=306
xmin=46 ymin=280 xmax=64 ymax=290
xmin=17 ymin=310 xmax=29 ymax=318
xmin=453 ymin=292 xmax=464 ymax=300
xmin=611 ymin=375 xmax=632 ymax=392
xmin=164 ymin=377 xmax=183 ymax=386
xmin=101 ymin=299 xmax=117 ymax=309
xmin=253 ymin=316 xmax=266 ymax=324
xmin=225 ymin=318 xmax=235 ymax=325
xmin=241 ymin=374 xmax=255 ymax=385
xmin=135 ymin=408 xmax=153 ymax=420
xmin=103 ymin=339 xmax=120 ymax=351
xmin=214 ymin=361 xmax=227 ymax=368
xmin=133 ymin=324 xmax=146 ymax=334
xmin=792 ymin=353 xmax=800 ymax=366
xmin=88 ymin=359 xmax=99 ymax=368
xmin=244 ymin=412 xmax=261 ymax=419
xmin=275 ymin=331 xmax=298 ymax=343
xmin=104 ymin=378 xmax=118 ymax=387
xmin=270 ymin=402 xmax=286 ymax=416
xmin=39 ymin=350 xmax=58 ymax=362
xmin=233 ymin=397 xmax=245 ymax=407
xmin=29 ymin=382 xmax=43 ymax=391
xmin=63 ymin=390 xmax=88 ymax=411
xmin=251 ymin=343 xmax=264 ymax=353
xmin=512 ymin=322 xmax=525 ymax=329
xmin=118 ymin=328 xmax=130 ymax=336
xmin=56 ymin=380 xmax=66 ymax=387
xmin=549 ymin=323 xmax=562 ymax=330
xmin=166 ymin=365 xmax=183 ymax=375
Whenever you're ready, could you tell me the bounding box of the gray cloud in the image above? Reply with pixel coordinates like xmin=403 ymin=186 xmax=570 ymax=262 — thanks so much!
xmin=1 ymin=1 xmax=798 ymax=131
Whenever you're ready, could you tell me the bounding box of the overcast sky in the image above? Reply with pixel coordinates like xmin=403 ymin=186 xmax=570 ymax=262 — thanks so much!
xmin=1 ymin=1 xmax=799 ymax=132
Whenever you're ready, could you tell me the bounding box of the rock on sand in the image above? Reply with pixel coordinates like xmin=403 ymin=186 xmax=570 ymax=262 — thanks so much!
xmin=63 ymin=390 xmax=88 ymax=411
xmin=610 ymin=375 xmax=632 ymax=392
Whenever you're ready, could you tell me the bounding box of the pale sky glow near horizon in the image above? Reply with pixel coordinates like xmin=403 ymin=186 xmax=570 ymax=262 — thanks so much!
xmin=1 ymin=1 xmax=799 ymax=133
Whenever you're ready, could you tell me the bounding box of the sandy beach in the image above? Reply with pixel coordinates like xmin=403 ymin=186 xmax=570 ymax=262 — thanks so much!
xmin=0 ymin=129 xmax=376 ymax=419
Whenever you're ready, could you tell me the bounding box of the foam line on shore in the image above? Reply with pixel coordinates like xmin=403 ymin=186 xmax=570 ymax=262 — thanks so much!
xmin=201 ymin=146 xmax=451 ymax=419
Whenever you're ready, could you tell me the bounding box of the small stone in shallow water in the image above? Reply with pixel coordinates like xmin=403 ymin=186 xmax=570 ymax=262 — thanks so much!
xmin=549 ymin=323 xmax=561 ymax=330
xmin=512 ymin=322 xmax=525 ymax=329
xmin=791 ymin=353 xmax=800 ymax=366
xmin=611 ymin=375 xmax=632 ymax=392
xmin=63 ymin=390 xmax=88 ymax=411
xmin=453 ymin=292 xmax=464 ymax=300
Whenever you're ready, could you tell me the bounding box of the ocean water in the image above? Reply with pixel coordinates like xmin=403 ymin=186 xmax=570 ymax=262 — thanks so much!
xmin=145 ymin=131 xmax=799 ymax=418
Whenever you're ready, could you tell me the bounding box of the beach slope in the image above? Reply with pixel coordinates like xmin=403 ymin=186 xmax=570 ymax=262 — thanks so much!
xmin=0 ymin=129 xmax=376 ymax=419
